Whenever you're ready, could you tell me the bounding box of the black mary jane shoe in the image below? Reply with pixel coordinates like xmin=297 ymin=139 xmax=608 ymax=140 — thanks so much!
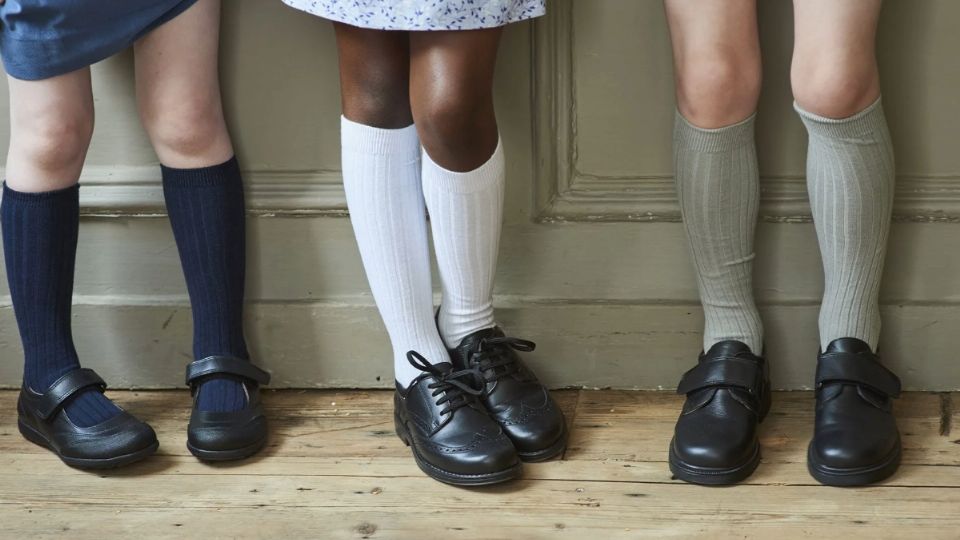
xmin=808 ymin=338 xmax=902 ymax=487
xmin=185 ymin=356 xmax=271 ymax=462
xmin=448 ymin=327 xmax=567 ymax=462
xmin=17 ymin=368 xmax=158 ymax=470
xmin=669 ymin=341 xmax=771 ymax=485
xmin=394 ymin=351 xmax=522 ymax=486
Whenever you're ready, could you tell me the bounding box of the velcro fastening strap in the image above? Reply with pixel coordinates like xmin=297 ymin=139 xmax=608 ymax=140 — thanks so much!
xmin=185 ymin=356 xmax=271 ymax=387
xmin=676 ymin=356 xmax=763 ymax=396
xmin=35 ymin=368 xmax=107 ymax=421
xmin=816 ymin=352 xmax=901 ymax=398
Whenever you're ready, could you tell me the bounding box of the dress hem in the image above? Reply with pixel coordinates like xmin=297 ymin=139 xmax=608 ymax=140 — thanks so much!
xmin=0 ymin=0 xmax=199 ymax=81
xmin=280 ymin=1 xmax=544 ymax=31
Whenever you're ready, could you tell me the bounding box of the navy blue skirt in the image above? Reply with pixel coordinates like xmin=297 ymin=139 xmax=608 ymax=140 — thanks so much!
xmin=0 ymin=0 xmax=199 ymax=81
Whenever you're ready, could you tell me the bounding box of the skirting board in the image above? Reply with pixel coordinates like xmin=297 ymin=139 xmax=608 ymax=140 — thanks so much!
xmin=0 ymin=300 xmax=956 ymax=390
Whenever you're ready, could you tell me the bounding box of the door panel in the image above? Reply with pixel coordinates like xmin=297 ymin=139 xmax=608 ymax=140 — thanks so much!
xmin=0 ymin=1 xmax=958 ymax=389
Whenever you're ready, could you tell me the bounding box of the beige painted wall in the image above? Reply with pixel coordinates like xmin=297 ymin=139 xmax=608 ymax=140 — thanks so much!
xmin=1 ymin=0 xmax=959 ymax=390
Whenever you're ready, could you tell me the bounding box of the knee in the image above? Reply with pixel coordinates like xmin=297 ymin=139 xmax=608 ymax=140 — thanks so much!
xmin=341 ymin=69 xmax=412 ymax=129
xmin=675 ymin=54 xmax=761 ymax=128
xmin=16 ymin=107 xmax=93 ymax=179
xmin=792 ymin=56 xmax=879 ymax=119
xmin=140 ymin=93 xmax=231 ymax=164
xmin=413 ymin=90 xmax=494 ymax=164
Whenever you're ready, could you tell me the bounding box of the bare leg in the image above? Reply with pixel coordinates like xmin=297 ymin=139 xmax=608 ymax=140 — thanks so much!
xmin=792 ymin=0 xmax=882 ymax=118
xmin=664 ymin=0 xmax=761 ymax=128
xmin=409 ymin=28 xmax=502 ymax=172
xmin=333 ymin=23 xmax=412 ymax=128
xmin=6 ymin=70 xmax=94 ymax=191
xmin=135 ymin=0 xmax=233 ymax=168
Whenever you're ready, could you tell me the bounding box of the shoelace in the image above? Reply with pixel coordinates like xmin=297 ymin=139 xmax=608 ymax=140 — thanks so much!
xmin=471 ymin=336 xmax=536 ymax=383
xmin=407 ymin=351 xmax=484 ymax=415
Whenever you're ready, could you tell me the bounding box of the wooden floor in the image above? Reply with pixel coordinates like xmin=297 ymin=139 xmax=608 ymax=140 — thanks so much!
xmin=0 ymin=390 xmax=958 ymax=539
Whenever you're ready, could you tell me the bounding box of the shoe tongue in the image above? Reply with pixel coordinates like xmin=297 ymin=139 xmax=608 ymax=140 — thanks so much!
xmin=406 ymin=362 xmax=455 ymax=389
xmin=456 ymin=327 xmax=501 ymax=355
xmin=703 ymin=340 xmax=754 ymax=359
xmin=824 ymin=338 xmax=873 ymax=354
xmin=432 ymin=361 xmax=455 ymax=373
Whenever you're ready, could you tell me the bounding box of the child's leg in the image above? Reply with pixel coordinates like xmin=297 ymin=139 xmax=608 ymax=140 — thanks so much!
xmin=6 ymin=70 xmax=94 ymax=192
xmin=664 ymin=0 xmax=770 ymax=486
xmin=2 ymin=69 xmax=122 ymax=426
xmin=134 ymin=0 xmax=248 ymax=412
xmin=794 ymin=0 xmax=900 ymax=487
xmin=409 ymin=30 xmax=567 ymax=462
xmin=791 ymin=0 xmax=892 ymax=351
xmin=135 ymin=0 xmax=233 ymax=169
xmin=409 ymin=29 xmax=504 ymax=349
xmin=333 ymin=23 xmax=450 ymax=387
xmin=664 ymin=0 xmax=763 ymax=354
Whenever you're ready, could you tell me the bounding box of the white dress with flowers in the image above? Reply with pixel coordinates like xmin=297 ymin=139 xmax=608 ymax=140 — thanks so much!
xmin=281 ymin=0 xmax=545 ymax=31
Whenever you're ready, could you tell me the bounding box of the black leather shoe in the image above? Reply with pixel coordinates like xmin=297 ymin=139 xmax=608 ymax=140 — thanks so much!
xmin=395 ymin=351 xmax=521 ymax=486
xmin=17 ymin=368 xmax=158 ymax=469
xmin=448 ymin=328 xmax=567 ymax=462
xmin=669 ymin=341 xmax=771 ymax=485
xmin=186 ymin=356 xmax=271 ymax=461
xmin=808 ymin=338 xmax=901 ymax=486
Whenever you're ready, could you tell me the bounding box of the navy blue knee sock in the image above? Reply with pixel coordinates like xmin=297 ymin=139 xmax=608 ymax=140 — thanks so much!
xmin=1 ymin=184 xmax=121 ymax=427
xmin=162 ymin=157 xmax=251 ymax=413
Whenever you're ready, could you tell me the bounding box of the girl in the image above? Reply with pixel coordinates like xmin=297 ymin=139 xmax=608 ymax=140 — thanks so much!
xmin=280 ymin=0 xmax=567 ymax=485
xmin=665 ymin=0 xmax=900 ymax=486
xmin=1 ymin=0 xmax=270 ymax=468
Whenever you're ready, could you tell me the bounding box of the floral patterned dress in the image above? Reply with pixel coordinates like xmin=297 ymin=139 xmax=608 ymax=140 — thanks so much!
xmin=281 ymin=0 xmax=546 ymax=30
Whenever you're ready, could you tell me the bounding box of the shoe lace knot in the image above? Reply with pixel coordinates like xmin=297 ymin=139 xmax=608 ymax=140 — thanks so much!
xmin=470 ymin=336 xmax=536 ymax=383
xmin=407 ymin=351 xmax=483 ymax=415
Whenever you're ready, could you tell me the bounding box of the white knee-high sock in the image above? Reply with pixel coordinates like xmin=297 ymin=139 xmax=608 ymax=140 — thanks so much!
xmin=422 ymin=139 xmax=505 ymax=348
xmin=674 ymin=113 xmax=764 ymax=354
xmin=341 ymin=116 xmax=450 ymax=387
xmin=796 ymin=98 xmax=895 ymax=351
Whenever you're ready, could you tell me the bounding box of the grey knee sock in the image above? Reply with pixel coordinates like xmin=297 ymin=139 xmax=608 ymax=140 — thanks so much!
xmin=795 ymin=98 xmax=895 ymax=351
xmin=674 ymin=112 xmax=764 ymax=354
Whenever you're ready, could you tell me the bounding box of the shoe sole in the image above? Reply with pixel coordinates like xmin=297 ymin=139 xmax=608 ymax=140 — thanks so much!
xmin=668 ymin=439 xmax=762 ymax=486
xmin=187 ymin=436 xmax=268 ymax=462
xmin=395 ymin=415 xmax=522 ymax=486
xmin=806 ymin=439 xmax=902 ymax=487
xmin=516 ymin=422 xmax=568 ymax=463
xmin=18 ymin=419 xmax=158 ymax=470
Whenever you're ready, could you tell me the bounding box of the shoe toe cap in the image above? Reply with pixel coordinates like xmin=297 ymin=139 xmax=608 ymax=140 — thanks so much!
xmin=673 ymin=414 xmax=757 ymax=469
xmin=810 ymin=426 xmax=899 ymax=470
xmin=500 ymin=401 xmax=566 ymax=454
xmin=62 ymin=415 xmax=158 ymax=460
xmin=188 ymin=413 xmax=268 ymax=453
xmin=428 ymin=432 xmax=519 ymax=476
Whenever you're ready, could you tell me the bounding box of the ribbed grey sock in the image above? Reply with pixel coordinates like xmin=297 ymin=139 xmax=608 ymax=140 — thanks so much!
xmin=796 ymin=98 xmax=895 ymax=351
xmin=673 ymin=112 xmax=764 ymax=354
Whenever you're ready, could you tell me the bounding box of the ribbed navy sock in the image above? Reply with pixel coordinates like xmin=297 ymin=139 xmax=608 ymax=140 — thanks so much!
xmin=161 ymin=157 xmax=251 ymax=413
xmin=1 ymin=183 xmax=121 ymax=427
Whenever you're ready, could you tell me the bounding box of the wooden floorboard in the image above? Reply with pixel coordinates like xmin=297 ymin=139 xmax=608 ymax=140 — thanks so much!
xmin=0 ymin=389 xmax=956 ymax=539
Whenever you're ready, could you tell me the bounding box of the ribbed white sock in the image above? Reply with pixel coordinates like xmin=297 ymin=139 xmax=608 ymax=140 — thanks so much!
xmin=422 ymin=139 xmax=505 ymax=349
xmin=674 ymin=112 xmax=764 ymax=354
xmin=796 ymin=98 xmax=895 ymax=351
xmin=340 ymin=116 xmax=450 ymax=387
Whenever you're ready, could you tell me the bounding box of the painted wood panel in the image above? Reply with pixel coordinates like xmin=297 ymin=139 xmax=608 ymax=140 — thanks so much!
xmin=0 ymin=1 xmax=959 ymax=389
